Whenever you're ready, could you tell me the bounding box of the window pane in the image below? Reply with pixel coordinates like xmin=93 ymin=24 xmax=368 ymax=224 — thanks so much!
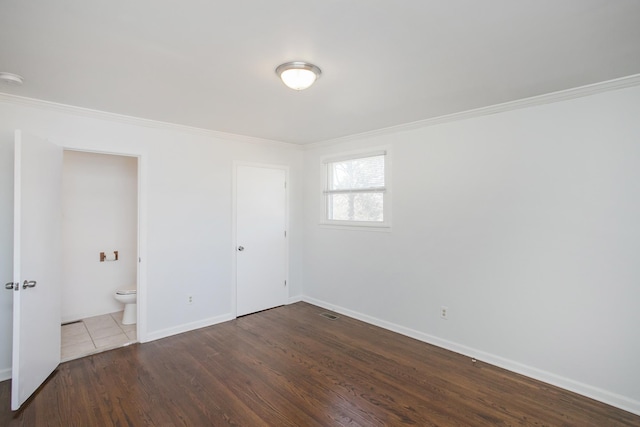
xmin=329 ymin=155 xmax=384 ymax=190
xmin=328 ymin=192 xmax=383 ymax=222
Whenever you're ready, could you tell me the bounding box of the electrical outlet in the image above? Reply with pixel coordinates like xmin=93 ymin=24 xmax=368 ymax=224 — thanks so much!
xmin=440 ymin=306 xmax=448 ymax=320
xmin=188 ymin=295 xmax=193 ymax=305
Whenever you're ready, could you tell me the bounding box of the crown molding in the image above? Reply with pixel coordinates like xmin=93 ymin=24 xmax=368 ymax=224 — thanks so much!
xmin=2 ymin=73 xmax=639 ymax=151
xmin=0 ymin=92 xmax=300 ymax=150
xmin=304 ymin=73 xmax=640 ymax=150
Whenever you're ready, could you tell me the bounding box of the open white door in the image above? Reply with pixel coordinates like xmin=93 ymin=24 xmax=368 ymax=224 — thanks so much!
xmin=9 ymin=130 xmax=62 ymax=410
xmin=236 ymin=165 xmax=287 ymax=317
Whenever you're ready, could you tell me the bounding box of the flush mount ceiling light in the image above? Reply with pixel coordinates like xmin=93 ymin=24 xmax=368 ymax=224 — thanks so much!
xmin=0 ymin=72 xmax=24 ymax=86
xmin=276 ymin=61 xmax=321 ymax=90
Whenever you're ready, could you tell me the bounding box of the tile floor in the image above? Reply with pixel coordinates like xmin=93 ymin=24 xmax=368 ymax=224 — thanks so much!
xmin=61 ymin=311 xmax=137 ymax=362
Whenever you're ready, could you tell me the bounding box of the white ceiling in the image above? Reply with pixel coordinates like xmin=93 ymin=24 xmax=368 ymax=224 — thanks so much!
xmin=1 ymin=0 xmax=640 ymax=144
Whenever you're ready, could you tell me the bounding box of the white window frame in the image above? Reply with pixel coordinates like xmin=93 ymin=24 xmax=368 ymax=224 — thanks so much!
xmin=320 ymin=147 xmax=392 ymax=231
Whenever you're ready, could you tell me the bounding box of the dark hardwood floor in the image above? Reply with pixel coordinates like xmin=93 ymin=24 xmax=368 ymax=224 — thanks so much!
xmin=1 ymin=302 xmax=639 ymax=426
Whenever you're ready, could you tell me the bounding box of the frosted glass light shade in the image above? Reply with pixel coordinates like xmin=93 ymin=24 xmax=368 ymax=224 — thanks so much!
xmin=276 ymin=62 xmax=321 ymax=90
xmin=280 ymin=68 xmax=317 ymax=90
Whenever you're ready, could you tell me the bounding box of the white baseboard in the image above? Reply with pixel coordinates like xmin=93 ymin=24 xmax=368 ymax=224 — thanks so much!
xmin=287 ymin=295 xmax=303 ymax=305
xmin=302 ymin=296 xmax=640 ymax=417
xmin=0 ymin=367 xmax=10 ymax=382
xmin=143 ymin=313 xmax=234 ymax=343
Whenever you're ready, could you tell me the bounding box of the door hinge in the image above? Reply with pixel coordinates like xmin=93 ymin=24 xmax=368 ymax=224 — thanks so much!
xmin=284 ymin=280 xmax=287 ymax=287
xmin=284 ymin=230 xmax=287 ymax=238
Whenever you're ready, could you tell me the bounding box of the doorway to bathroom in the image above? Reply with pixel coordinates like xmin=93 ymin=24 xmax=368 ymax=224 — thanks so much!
xmin=60 ymin=150 xmax=139 ymax=361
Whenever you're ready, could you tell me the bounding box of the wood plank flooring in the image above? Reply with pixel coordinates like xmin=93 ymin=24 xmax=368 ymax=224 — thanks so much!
xmin=1 ymin=302 xmax=639 ymax=426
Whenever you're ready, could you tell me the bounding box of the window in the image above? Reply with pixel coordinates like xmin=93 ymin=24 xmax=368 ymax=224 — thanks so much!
xmin=322 ymin=150 xmax=390 ymax=228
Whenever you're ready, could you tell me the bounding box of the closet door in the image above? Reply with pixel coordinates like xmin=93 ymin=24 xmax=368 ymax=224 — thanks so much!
xmin=235 ymin=165 xmax=287 ymax=317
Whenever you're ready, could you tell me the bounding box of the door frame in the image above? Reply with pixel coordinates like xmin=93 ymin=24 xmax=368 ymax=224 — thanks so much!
xmin=231 ymin=162 xmax=289 ymax=318
xmin=60 ymin=144 xmax=148 ymax=343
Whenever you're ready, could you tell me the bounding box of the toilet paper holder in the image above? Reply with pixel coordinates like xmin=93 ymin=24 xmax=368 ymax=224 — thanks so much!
xmin=100 ymin=251 xmax=119 ymax=262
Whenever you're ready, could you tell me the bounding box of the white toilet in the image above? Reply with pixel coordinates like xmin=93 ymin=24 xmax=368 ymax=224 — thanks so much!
xmin=114 ymin=289 xmax=137 ymax=325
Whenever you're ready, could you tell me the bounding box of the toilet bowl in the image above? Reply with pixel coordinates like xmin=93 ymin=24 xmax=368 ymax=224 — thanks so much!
xmin=114 ymin=289 xmax=137 ymax=325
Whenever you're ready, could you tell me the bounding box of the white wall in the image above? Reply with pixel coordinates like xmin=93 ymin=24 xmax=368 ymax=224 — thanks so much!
xmin=2 ymin=84 xmax=638 ymax=414
xmin=0 ymin=97 xmax=304 ymax=380
xmin=62 ymin=151 xmax=138 ymax=322
xmin=301 ymin=85 xmax=640 ymax=414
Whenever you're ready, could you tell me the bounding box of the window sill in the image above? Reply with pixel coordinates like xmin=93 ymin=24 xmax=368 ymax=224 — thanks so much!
xmin=319 ymin=221 xmax=392 ymax=232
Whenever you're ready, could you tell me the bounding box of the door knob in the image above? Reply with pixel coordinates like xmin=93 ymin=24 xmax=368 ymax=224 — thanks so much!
xmin=22 ymin=280 xmax=36 ymax=289
xmin=5 ymin=282 xmax=16 ymax=290
xmin=238 ymin=246 xmax=244 ymax=251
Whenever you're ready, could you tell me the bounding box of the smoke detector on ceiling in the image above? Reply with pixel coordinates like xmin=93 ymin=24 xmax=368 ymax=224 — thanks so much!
xmin=0 ymin=72 xmax=24 ymax=86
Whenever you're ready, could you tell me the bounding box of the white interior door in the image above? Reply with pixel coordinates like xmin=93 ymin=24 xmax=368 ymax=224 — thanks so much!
xmin=236 ymin=165 xmax=287 ymax=317
xmin=9 ymin=130 xmax=62 ymax=410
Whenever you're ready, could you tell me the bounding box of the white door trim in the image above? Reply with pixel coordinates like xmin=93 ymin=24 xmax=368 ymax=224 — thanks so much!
xmin=231 ymin=161 xmax=289 ymax=318
xmin=59 ymin=145 xmax=148 ymax=343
